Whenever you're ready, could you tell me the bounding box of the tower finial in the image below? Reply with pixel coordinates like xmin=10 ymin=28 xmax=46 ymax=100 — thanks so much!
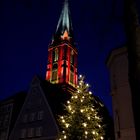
xmin=55 ymin=0 xmax=73 ymax=37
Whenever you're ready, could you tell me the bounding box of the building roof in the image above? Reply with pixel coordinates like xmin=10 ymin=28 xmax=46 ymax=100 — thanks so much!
xmin=38 ymin=76 xmax=71 ymax=116
xmin=106 ymin=46 xmax=127 ymax=68
xmin=55 ymin=0 xmax=73 ymax=38
xmin=51 ymin=0 xmax=75 ymax=47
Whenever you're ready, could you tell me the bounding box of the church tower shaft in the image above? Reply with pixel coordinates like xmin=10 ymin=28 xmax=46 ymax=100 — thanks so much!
xmin=46 ymin=0 xmax=78 ymax=89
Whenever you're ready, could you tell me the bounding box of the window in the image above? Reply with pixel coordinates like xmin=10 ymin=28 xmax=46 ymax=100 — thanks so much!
xmin=4 ymin=114 xmax=9 ymax=122
xmin=53 ymin=48 xmax=58 ymax=62
xmin=37 ymin=111 xmax=44 ymax=120
xmin=27 ymin=128 xmax=34 ymax=138
xmin=35 ymin=127 xmax=42 ymax=137
xmin=70 ymin=65 xmax=74 ymax=72
xmin=70 ymin=71 xmax=74 ymax=84
xmin=30 ymin=113 xmax=35 ymax=122
xmin=52 ymin=63 xmax=58 ymax=69
xmin=3 ymin=114 xmax=9 ymax=128
xmin=5 ymin=105 xmax=8 ymax=112
xmin=52 ymin=70 xmax=57 ymax=81
xmin=70 ymin=50 xmax=74 ymax=65
xmin=7 ymin=104 xmax=13 ymax=111
xmin=20 ymin=129 xmax=26 ymax=138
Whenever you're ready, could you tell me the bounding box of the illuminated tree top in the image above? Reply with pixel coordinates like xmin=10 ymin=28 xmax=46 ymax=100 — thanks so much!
xmin=57 ymin=75 xmax=105 ymax=140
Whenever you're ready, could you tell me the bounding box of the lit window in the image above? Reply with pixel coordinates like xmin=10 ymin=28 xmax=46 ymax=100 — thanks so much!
xmin=20 ymin=129 xmax=26 ymax=138
xmin=52 ymin=70 xmax=57 ymax=81
xmin=70 ymin=50 xmax=74 ymax=64
xmin=27 ymin=128 xmax=34 ymax=138
xmin=35 ymin=126 xmax=42 ymax=137
xmin=37 ymin=111 xmax=44 ymax=120
xmin=53 ymin=48 xmax=59 ymax=62
xmin=70 ymin=71 xmax=74 ymax=84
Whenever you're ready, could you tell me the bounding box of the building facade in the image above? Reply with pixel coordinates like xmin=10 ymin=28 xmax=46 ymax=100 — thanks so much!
xmin=0 ymin=99 xmax=14 ymax=140
xmin=9 ymin=77 xmax=62 ymax=140
xmin=0 ymin=92 xmax=26 ymax=140
xmin=107 ymin=47 xmax=136 ymax=140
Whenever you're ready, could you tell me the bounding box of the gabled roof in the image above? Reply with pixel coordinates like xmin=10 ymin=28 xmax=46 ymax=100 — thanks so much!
xmin=39 ymin=77 xmax=71 ymax=116
xmin=9 ymin=76 xmax=64 ymax=140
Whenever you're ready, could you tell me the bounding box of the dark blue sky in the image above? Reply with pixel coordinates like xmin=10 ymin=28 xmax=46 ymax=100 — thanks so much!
xmin=0 ymin=0 xmax=127 ymax=116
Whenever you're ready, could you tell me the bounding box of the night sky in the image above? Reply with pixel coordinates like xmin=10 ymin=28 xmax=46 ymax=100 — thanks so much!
xmin=0 ymin=0 xmax=128 ymax=116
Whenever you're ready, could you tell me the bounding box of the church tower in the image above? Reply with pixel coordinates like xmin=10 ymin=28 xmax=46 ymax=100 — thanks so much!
xmin=46 ymin=0 xmax=78 ymax=92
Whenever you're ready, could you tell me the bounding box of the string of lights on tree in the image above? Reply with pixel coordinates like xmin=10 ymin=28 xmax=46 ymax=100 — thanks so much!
xmin=57 ymin=75 xmax=105 ymax=140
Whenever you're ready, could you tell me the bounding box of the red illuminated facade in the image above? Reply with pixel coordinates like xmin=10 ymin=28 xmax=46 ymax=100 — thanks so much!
xmin=46 ymin=0 xmax=78 ymax=89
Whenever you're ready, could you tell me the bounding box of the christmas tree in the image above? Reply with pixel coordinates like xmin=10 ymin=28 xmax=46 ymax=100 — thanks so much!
xmin=57 ymin=75 xmax=105 ymax=140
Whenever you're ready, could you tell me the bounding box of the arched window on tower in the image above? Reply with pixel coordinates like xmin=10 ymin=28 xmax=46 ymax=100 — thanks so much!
xmin=53 ymin=48 xmax=58 ymax=62
xmin=70 ymin=50 xmax=74 ymax=65
xmin=52 ymin=48 xmax=58 ymax=82
xmin=52 ymin=70 xmax=57 ymax=82
xmin=70 ymin=71 xmax=74 ymax=84
xmin=52 ymin=63 xmax=58 ymax=82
